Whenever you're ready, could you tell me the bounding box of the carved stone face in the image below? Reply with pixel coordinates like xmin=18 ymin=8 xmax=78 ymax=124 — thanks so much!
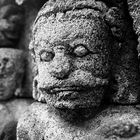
xmin=0 ymin=48 xmax=24 ymax=100
xmin=32 ymin=8 xmax=112 ymax=109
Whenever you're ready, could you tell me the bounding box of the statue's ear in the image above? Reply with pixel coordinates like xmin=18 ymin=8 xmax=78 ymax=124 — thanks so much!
xmin=33 ymin=76 xmax=46 ymax=102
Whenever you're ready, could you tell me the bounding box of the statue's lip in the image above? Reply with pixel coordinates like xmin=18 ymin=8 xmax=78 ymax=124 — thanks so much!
xmin=50 ymin=86 xmax=88 ymax=93
xmin=50 ymin=87 xmax=88 ymax=100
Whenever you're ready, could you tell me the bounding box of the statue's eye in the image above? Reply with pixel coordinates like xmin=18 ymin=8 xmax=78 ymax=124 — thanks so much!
xmin=40 ymin=51 xmax=54 ymax=62
xmin=73 ymin=44 xmax=89 ymax=57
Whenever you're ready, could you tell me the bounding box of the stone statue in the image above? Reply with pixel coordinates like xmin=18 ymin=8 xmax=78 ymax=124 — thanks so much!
xmin=127 ymin=0 xmax=140 ymax=58
xmin=0 ymin=48 xmax=25 ymax=100
xmin=17 ymin=0 xmax=140 ymax=139
xmin=0 ymin=2 xmax=24 ymax=48
xmin=0 ymin=48 xmax=33 ymax=140
xmin=0 ymin=99 xmax=33 ymax=140
xmin=31 ymin=0 xmax=140 ymax=105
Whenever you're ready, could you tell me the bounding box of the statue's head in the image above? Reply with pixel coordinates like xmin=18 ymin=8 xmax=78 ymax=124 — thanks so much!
xmin=0 ymin=48 xmax=25 ymax=100
xmin=30 ymin=0 xmax=124 ymax=109
xmin=0 ymin=4 xmax=24 ymax=48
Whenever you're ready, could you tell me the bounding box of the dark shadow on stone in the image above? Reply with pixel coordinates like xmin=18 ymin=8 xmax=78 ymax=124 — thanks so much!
xmin=0 ymin=121 xmax=17 ymax=140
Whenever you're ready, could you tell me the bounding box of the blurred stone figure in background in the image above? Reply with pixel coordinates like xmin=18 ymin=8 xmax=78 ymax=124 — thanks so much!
xmin=17 ymin=0 xmax=140 ymax=140
xmin=0 ymin=48 xmax=33 ymax=140
xmin=0 ymin=99 xmax=33 ymax=140
xmin=0 ymin=0 xmax=46 ymax=140
xmin=0 ymin=48 xmax=25 ymax=100
xmin=0 ymin=2 xmax=24 ymax=48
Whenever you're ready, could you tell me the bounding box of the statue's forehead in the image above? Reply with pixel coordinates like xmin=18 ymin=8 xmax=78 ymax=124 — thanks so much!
xmin=34 ymin=17 xmax=110 ymax=48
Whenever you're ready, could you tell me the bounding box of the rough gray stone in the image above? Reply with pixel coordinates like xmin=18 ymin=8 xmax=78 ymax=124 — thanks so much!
xmin=17 ymin=0 xmax=140 ymax=139
xmin=31 ymin=0 xmax=112 ymax=109
xmin=16 ymin=0 xmax=48 ymax=96
xmin=0 ymin=48 xmax=26 ymax=100
xmin=30 ymin=0 xmax=140 ymax=105
xmin=127 ymin=0 xmax=140 ymax=58
xmin=0 ymin=2 xmax=24 ymax=48
xmin=94 ymin=106 xmax=140 ymax=140
xmin=17 ymin=102 xmax=100 ymax=140
xmin=17 ymin=103 xmax=140 ymax=140
xmin=127 ymin=0 xmax=140 ymax=36
xmin=0 ymin=99 xmax=33 ymax=140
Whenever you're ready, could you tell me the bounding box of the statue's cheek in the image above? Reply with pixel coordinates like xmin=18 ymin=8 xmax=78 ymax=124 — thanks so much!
xmin=74 ymin=54 xmax=110 ymax=77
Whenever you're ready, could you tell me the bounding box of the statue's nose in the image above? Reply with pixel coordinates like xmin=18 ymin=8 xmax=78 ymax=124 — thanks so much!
xmin=50 ymin=55 xmax=71 ymax=79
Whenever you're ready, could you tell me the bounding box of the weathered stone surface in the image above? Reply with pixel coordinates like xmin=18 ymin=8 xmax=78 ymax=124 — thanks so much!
xmin=17 ymin=102 xmax=100 ymax=140
xmin=0 ymin=104 xmax=13 ymax=139
xmin=0 ymin=48 xmax=25 ymax=100
xmin=0 ymin=0 xmax=47 ymax=98
xmin=30 ymin=0 xmax=112 ymax=109
xmin=16 ymin=0 xmax=140 ymax=140
xmin=30 ymin=0 xmax=140 ymax=105
xmin=16 ymin=0 xmax=48 ymax=97
xmin=94 ymin=106 xmax=140 ymax=140
xmin=0 ymin=2 xmax=24 ymax=48
xmin=127 ymin=0 xmax=140 ymax=36
xmin=0 ymin=99 xmax=33 ymax=140
xmin=127 ymin=0 xmax=140 ymax=57
xmin=17 ymin=103 xmax=140 ymax=140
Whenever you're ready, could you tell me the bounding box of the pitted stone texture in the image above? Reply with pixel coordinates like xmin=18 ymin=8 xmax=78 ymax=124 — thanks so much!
xmin=127 ymin=0 xmax=140 ymax=36
xmin=17 ymin=102 xmax=100 ymax=140
xmin=105 ymin=3 xmax=140 ymax=104
xmin=16 ymin=0 xmax=49 ymax=97
xmin=30 ymin=0 xmax=140 ymax=107
xmin=127 ymin=0 xmax=140 ymax=56
xmin=0 ymin=2 xmax=24 ymax=48
xmin=94 ymin=106 xmax=140 ymax=140
xmin=15 ymin=0 xmax=47 ymax=6
xmin=30 ymin=0 xmax=113 ymax=110
xmin=17 ymin=103 xmax=140 ymax=140
xmin=0 ymin=48 xmax=25 ymax=100
xmin=0 ymin=99 xmax=33 ymax=140
xmin=0 ymin=104 xmax=13 ymax=139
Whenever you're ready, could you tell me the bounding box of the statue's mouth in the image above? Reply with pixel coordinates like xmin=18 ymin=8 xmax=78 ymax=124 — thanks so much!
xmin=48 ymin=86 xmax=92 ymax=101
xmin=50 ymin=86 xmax=87 ymax=93
xmin=39 ymin=77 xmax=108 ymax=96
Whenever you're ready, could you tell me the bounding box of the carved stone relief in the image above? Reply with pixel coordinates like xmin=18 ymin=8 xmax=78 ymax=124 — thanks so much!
xmin=0 ymin=48 xmax=25 ymax=100
xmin=16 ymin=0 xmax=140 ymax=140
xmin=0 ymin=0 xmax=139 ymax=140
